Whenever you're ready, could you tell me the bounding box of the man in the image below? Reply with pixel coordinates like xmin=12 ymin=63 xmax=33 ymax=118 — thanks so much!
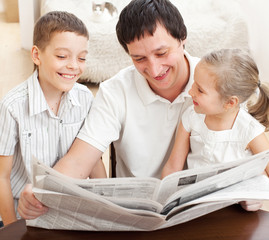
xmin=18 ymin=0 xmax=262 ymax=219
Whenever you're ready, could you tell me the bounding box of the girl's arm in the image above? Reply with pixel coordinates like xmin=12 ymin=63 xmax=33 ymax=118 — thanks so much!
xmin=248 ymin=132 xmax=269 ymax=176
xmin=161 ymin=122 xmax=190 ymax=179
xmin=0 ymin=155 xmax=17 ymax=225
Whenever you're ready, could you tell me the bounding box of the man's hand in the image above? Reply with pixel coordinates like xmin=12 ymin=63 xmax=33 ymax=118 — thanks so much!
xmin=240 ymin=200 xmax=263 ymax=211
xmin=18 ymin=184 xmax=48 ymax=219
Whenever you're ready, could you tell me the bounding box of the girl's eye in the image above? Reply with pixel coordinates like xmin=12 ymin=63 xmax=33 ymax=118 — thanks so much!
xmin=79 ymin=57 xmax=86 ymax=62
xmin=198 ymin=88 xmax=203 ymax=93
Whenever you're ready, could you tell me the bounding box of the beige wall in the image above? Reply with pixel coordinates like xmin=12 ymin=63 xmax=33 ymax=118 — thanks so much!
xmin=4 ymin=0 xmax=19 ymax=22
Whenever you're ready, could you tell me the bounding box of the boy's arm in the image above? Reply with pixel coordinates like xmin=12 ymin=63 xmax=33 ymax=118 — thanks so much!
xmin=0 ymin=155 xmax=17 ymax=225
xmin=161 ymin=122 xmax=190 ymax=179
xmin=19 ymin=138 xmax=106 ymax=220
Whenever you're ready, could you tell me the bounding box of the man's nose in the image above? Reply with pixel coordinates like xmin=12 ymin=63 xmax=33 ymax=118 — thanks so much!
xmin=147 ymin=58 xmax=162 ymax=77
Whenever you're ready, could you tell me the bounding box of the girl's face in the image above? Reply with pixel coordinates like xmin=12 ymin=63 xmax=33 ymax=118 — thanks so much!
xmin=189 ymin=63 xmax=227 ymax=116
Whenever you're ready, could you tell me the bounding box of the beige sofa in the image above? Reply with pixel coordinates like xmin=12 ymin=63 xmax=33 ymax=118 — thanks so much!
xmin=41 ymin=0 xmax=249 ymax=83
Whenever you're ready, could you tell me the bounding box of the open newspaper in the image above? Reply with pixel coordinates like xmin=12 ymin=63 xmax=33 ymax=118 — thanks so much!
xmin=27 ymin=150 xmax=269 ymax=231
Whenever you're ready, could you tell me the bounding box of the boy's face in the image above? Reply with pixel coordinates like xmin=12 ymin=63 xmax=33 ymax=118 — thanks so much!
xmin=189 ymin=63 xmax=226 ymax=116
xmin=32 ymin=31 xmax=88 ymax=95
xmin=127 ymin=24 xmax=188 ymax=100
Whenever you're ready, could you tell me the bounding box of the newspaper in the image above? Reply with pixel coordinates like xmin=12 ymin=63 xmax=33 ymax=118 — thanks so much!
xmin=27 ymin=150 xmax=269 ymax=231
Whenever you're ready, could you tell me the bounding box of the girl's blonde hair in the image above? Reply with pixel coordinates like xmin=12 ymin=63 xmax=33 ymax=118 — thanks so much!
xmin=200 ymin=48 xmax=269 ymax=129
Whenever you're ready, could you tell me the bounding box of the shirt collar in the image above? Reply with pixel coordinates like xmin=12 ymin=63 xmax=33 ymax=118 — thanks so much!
xmin=28 ymin=71 xmax=81 ymax=116
xmin=28 ymin=70 xmax=49 ymax=116
xmin=135 ymin=50 xmax=197 ymax=105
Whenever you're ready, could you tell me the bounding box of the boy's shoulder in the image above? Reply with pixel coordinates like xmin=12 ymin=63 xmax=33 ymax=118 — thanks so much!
xmin=71 ymin=82 xmax=94 ymax=98
xmin=0 ymin=80 xmax=28 ymax=107
xmin=73 ymin=82 xmax=92 ymax=91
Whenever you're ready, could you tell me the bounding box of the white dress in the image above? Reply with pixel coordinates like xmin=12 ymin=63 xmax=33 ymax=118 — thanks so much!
xmin=181 ymin=106 xmax=265 ymax=169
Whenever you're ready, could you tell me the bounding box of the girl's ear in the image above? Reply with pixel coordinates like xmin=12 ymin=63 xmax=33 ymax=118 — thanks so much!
xmin=224 ymin=96 xmax=239 ymax=110
xmin=31 ymin=45 xmax=41 ymax=66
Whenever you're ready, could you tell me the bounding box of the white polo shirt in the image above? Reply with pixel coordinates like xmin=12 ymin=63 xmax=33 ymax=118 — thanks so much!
xmin=78 ymin=51 xmax=200 ymax=178
xmin=0 ymin=71 xmax=93 ymax=216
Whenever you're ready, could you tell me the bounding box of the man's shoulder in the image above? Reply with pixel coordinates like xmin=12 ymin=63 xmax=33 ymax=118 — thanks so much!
xmin=184 ymin=50 xmax=200 ymax=65
xmin=100 ymin=65 xmax=137 ymax=89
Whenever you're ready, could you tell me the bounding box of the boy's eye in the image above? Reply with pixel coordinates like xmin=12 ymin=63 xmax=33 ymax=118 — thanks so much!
xmin=56 ymin=55 xmax=66 ymax=59
xmin=79 ymin=57 xmax=86 ymax=62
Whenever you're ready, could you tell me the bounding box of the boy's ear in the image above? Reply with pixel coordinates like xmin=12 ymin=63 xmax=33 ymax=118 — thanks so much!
xmin=224 ymin=96 xmax=239 ymax=110
xmin=31 ymin=45 xmax=41 ymax=66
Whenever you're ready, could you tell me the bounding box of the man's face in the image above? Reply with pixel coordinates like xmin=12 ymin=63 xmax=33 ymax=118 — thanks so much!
xmin=127 ymin=24 xmax=188 ymax=100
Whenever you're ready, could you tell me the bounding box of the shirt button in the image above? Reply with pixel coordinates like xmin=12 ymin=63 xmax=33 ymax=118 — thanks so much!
xmin=60 ymin=120 xmax=63 ymax=123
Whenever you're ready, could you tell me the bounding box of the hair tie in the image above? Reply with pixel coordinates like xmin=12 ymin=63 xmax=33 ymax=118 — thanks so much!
xmin=257 ymin=80 xmax=261 ymax=88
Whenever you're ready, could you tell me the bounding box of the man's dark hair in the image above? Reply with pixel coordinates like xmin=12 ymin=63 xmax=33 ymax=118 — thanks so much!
xmin=116 ymin=0 xmax=187 ymax=53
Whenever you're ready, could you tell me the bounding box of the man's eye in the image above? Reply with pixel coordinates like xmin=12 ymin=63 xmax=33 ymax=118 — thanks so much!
xmin=134 ymin=57 xmax=145 ymax=63
xmin=157 ymin=52 xmax=166 ymax=57
xmin=198 ymin=88 xmax=203 ymax=93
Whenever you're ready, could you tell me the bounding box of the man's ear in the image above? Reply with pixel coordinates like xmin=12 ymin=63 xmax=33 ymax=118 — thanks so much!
xmin=182 ymin=39 xmax=187 ymax=48
xmin=31 ymin=45 xmax=41 ymax=66
xmin=224 ymin=96 xmax=239 ymax=110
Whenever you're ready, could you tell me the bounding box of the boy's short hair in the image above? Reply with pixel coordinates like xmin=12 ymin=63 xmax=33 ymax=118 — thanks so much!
xmin=33 ymin=11 xmax=89 ymax=51
xmin=116 ymin=0 xmax=187 ymax=53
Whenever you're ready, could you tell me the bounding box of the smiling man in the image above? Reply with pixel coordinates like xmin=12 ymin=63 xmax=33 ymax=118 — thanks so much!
xmin=50 ymin=0 xmax=199 ymax=180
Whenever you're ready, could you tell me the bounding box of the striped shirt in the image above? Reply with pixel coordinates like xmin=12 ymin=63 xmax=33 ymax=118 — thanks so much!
xmin=0 ymin=70 xmax=93 ymax=217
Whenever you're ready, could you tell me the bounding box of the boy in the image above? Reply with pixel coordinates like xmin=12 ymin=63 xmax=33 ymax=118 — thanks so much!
xmin=0 ymin=11 xmax=106 ymax=226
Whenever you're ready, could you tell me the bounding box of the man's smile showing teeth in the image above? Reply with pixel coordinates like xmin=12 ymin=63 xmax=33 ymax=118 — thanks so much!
xmin=154 ymin=68 xmax=169 ymax=81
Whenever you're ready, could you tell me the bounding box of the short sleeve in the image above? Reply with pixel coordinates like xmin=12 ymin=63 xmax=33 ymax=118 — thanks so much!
xmin=0 ymin=101 xmax=18 ymax=155
xmin=181 ymin=105 xmax=194 ymax=133
xmin=245 ymin=119 xmax=266 ymax=146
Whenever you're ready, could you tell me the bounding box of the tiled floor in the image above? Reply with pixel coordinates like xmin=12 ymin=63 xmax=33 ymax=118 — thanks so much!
xmin=0 ymin=12 xmax=268 ymax=211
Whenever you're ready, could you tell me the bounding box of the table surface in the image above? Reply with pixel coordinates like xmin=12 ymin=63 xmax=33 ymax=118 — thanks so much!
xmin=1 ymin=205 xmax=269 ymax=240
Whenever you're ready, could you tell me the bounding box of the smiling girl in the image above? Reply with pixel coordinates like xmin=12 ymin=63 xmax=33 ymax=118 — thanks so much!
xmin=162 ymin=48 xmax=269 ymax=178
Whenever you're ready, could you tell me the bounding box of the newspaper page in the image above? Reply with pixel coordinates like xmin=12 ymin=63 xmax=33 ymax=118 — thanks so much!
xmin=31 ymin=150 xmax=269 ymax=209
xmin=27 ymin=150 xmax=269 ymax=230
xmin=160 ymin=150 xmax=269 ymax=214
xmin=28 ymin=175 xmax=165 ymax=231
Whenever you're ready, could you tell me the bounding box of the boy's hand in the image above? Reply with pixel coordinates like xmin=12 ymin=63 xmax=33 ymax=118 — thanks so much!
xmin=18 ymin=184 xmax=48 ymax=219
xmin=240 ymin=200 xmax=263 ymax=211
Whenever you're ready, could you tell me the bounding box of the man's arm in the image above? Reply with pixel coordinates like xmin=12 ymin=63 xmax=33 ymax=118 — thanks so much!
xmin=54 ymin=138 xmax=106 ymax=178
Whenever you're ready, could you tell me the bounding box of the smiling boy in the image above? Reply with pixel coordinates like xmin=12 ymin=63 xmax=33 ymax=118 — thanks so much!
xmin=0 ymin=11 xmax=106 ymax=226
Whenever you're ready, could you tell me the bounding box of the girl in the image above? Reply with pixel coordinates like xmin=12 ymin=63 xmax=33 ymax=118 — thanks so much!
xmin=162 ymin=48 xmax=269 ymax=178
